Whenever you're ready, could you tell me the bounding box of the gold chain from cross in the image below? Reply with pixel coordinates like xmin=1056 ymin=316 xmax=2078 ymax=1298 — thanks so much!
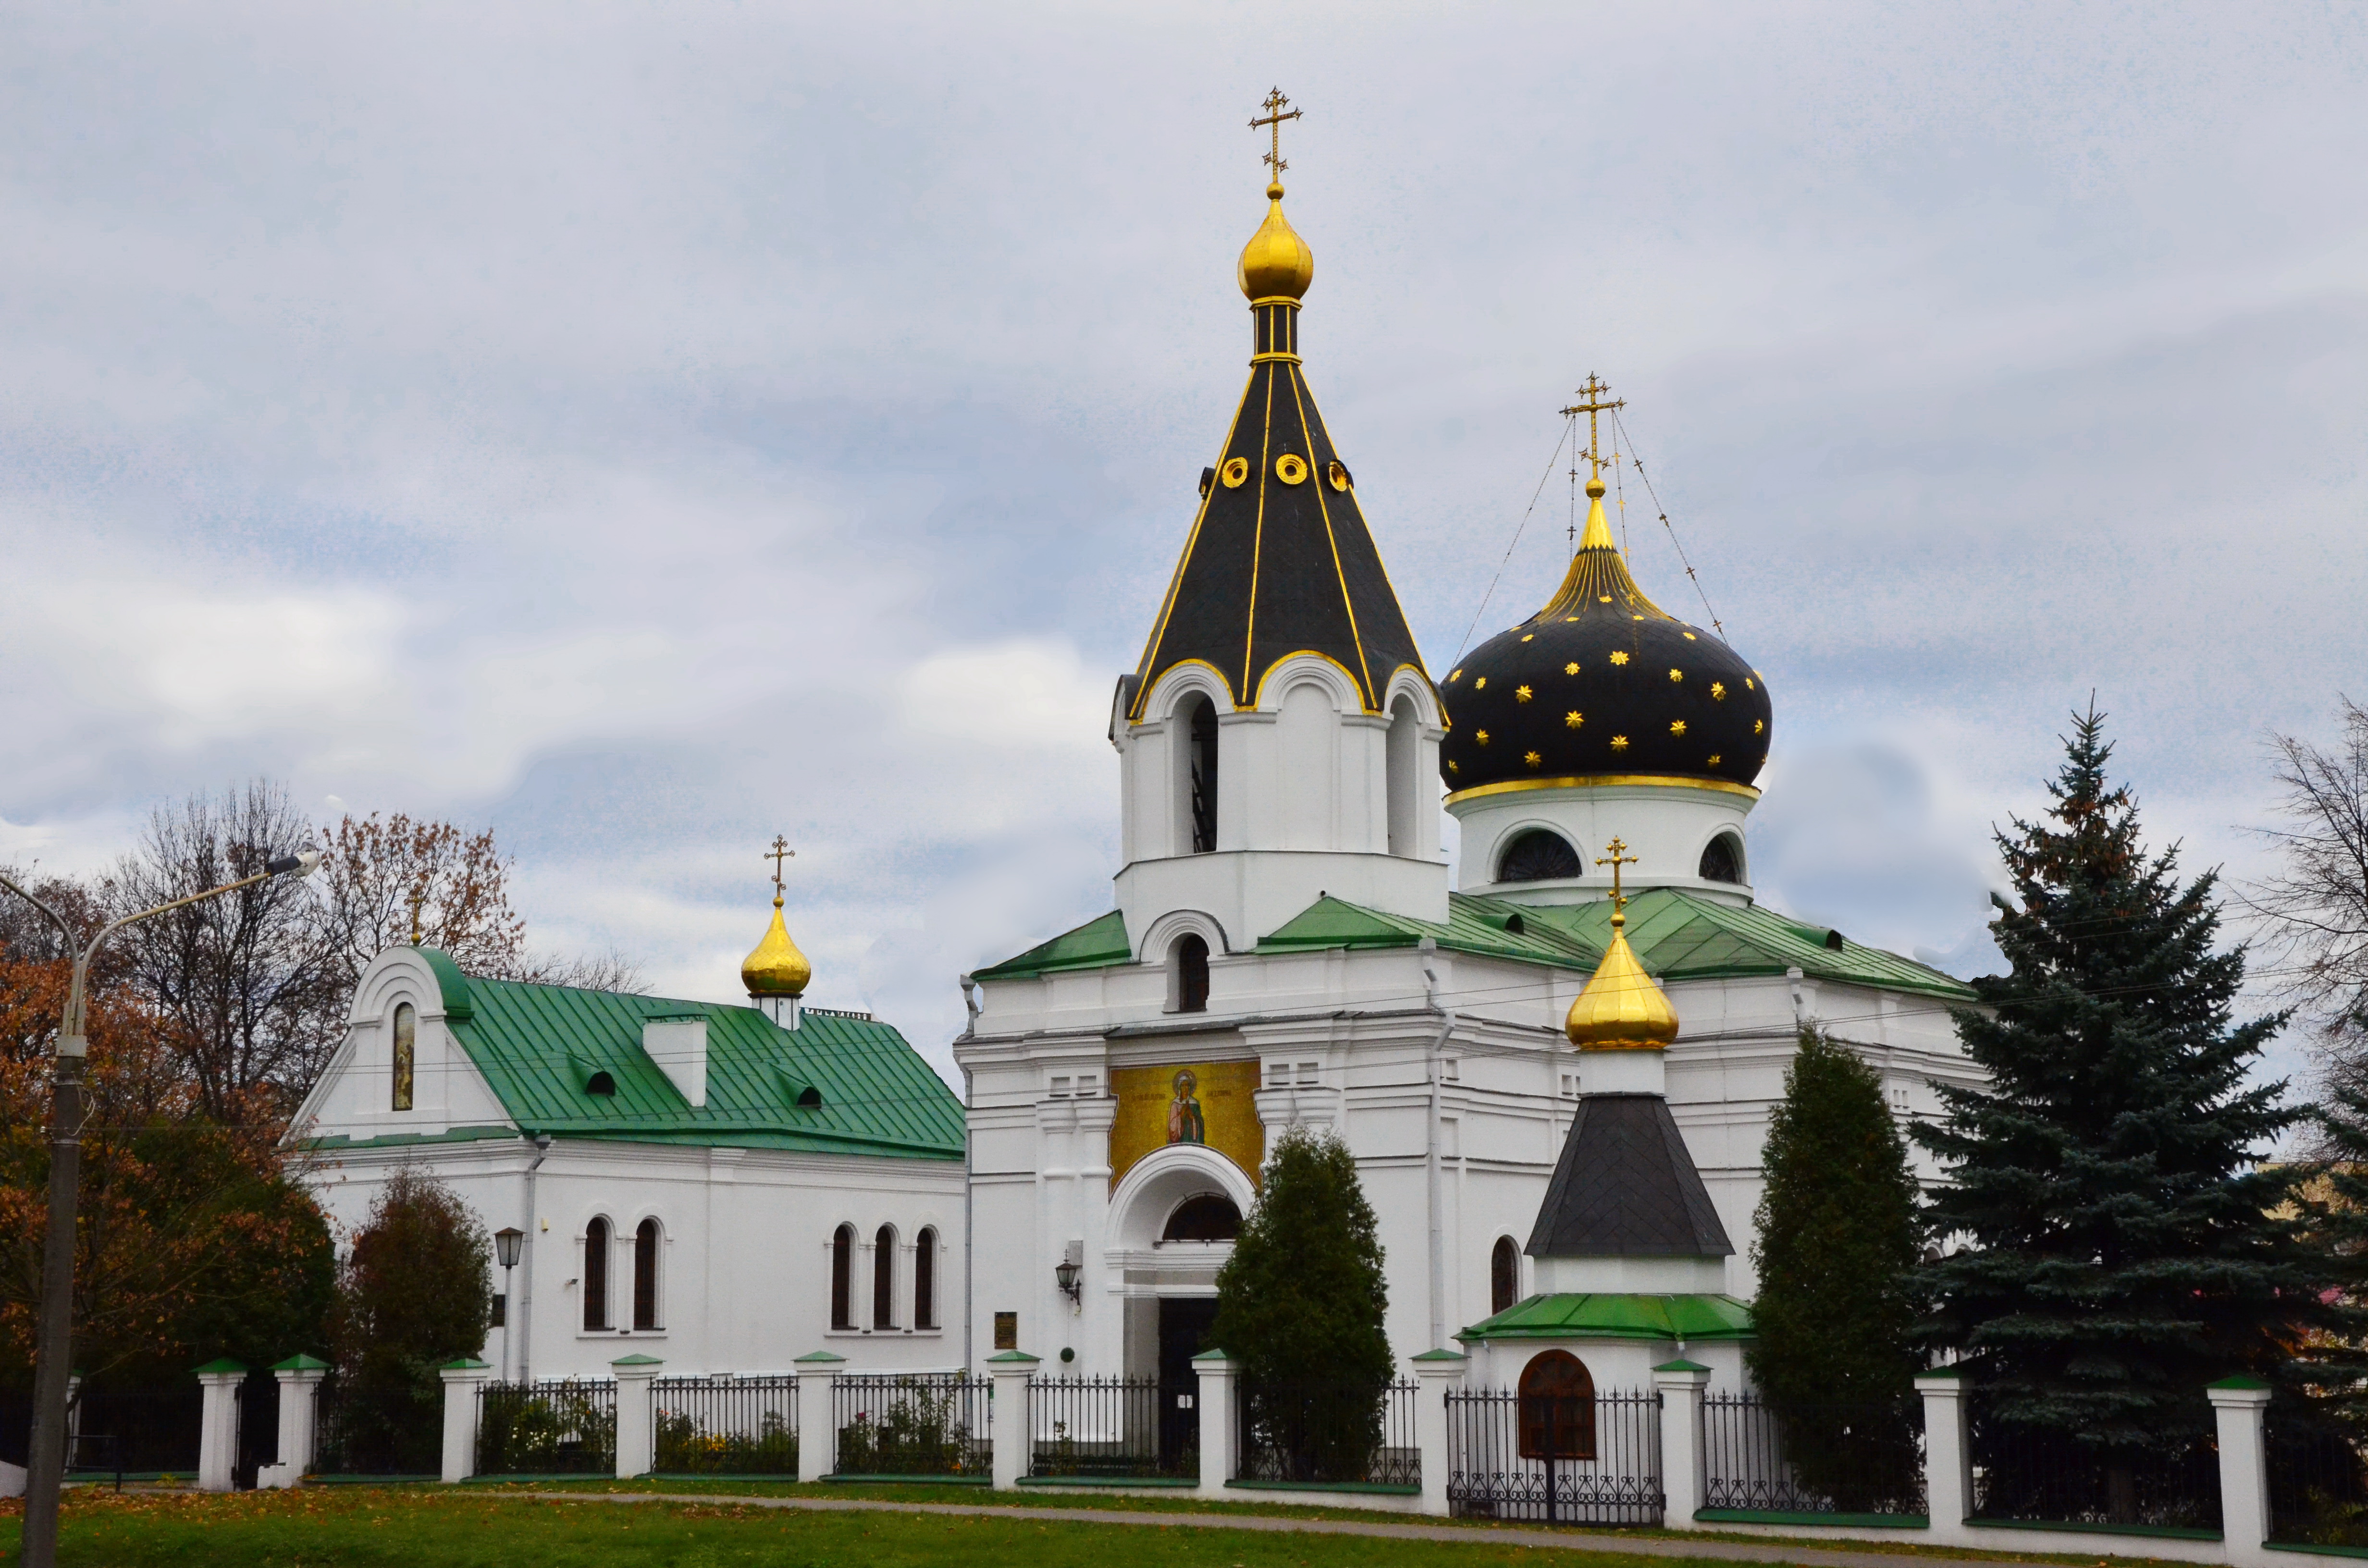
xmin=1595 ymin=836 xmax=1640 ymax=914
xmin=1558 ymin=374 xmax=1626 ymax=481
xmin=1251 ymin=88 xmax=1302 ymax=182
xmin=766 ymin=835 xmax=795 ymax=895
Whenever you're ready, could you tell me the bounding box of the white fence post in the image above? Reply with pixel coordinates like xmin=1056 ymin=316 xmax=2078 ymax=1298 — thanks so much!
xmin=612 ymin=1354 xmax=662 ymax=1479
xmin=2208 ymin=1375 xmax=2273 ymax=1565
xmin=1410 ymin=1348 xmax=1466 ymax=1517
xmin=1914 ymin=1366 xmax=1973 ymax=1544
xmin=1193 ymin=1348 xmax=1235 ymax=1500
xmin=988 ymin=1350 xmax=1039 ymax=1490
xmin=260 ymin=1354 xmax=329 ymax=1487
xmin=794 ymin=1351 xmax=843 ymax=1483
xmin=194 ymin=1359 xmax=247 ymax=1492
xmin=1652 ymin=1359 xmax=1710 ymax=1530
xmin=439 ymin=1358 xmax=493 ymax=1484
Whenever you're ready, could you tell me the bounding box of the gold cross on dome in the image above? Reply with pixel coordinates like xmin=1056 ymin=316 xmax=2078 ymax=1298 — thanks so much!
xmin=1559 ymin=374 xmax=1627 ymax=482
xmin=1596 ymin=836 xmax=1640 ymax=915
xmin=765 ymin=835 xmax=795 ymax=896
xmin=1251 ymin=88 xmax=1302 ymax=183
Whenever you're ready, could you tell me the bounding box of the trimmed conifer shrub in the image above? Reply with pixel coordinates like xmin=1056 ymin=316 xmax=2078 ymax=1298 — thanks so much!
xmin=1210 ymin=1126 xmax=1391 ymax=1481
xmin=325 ymin=1165 xmax=493 ymax=1472
xmin=1915 ymin=705 xmax=2348 ymax=1464
xmin=1747 ymin=1025 xmax=1923 ymax=1511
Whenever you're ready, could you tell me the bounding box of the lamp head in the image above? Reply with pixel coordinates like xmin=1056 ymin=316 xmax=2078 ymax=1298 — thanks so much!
xmin=494 ymin=1226 xmax=525 ymax=1270
xmin=265 ymin=849 xmax=322 ymax=879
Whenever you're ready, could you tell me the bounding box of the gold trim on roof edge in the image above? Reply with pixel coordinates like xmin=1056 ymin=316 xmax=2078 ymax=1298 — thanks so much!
xmin=1444 ymin=773 xmax=1762 ymax=806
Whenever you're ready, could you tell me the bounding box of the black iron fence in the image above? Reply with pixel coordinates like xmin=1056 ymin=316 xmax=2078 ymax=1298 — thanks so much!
xmin=1702 ymin=1391 xmax=1926 ymax=1517
xmin=312 ymin=1371 xmax=442 ymax=1476
xmin=1967 ymin=1404 xmax=2220 ymax=1531
xmin=1025 ymin=1375 xmax=1190 ymax=1479
xmin=1445 ymin=1386 xmax=1662 ymax=1524
xmin=1234 ymin=1379 xmax=1419 ymax=1488
xmin=2268 ymin=1411 xmax=2368 ymax=1547
xmin=832 ymin=1373 xmax=991 ymax=1477
xmin=71 ymin=1384 xmax=202 ymax=1478
xmin=476 ymin=1379 xmax=618 ymax=1475
xmin=651 ymin=1374 xmax=799 ymax=1474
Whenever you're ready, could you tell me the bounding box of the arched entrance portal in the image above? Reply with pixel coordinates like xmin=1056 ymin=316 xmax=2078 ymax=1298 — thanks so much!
xmin=1106 ymin=1144 xmax=1258 ymax=1464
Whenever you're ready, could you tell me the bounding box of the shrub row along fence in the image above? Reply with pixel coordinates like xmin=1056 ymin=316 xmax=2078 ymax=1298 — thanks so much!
xmin=475 ymin=1379 xmax=618 ymax=1476
xmin=314 ymin=1372 xmax=440 ymax=1477
xmin=831 ymin=1372 xmax=991 ymax=1477
xmin=652 ymin=1375 xmax=799 ymax=1475
xmin=1444 ymin=1386 xmax=1662 ymax=1524
xmin=1024 ymin=1375 xmax=1192 ymax=1480
xmin=1234 ymin=1379 xmax=1420 ymax=1489
xmin=1701 ymin=1391 xmax=1927 ymax=1518
xmin=2267 ymin=1414 xmax=2368 ymax=1549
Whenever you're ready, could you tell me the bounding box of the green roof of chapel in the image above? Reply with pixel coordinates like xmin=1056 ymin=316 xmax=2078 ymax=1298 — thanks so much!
xmin=974 ymin=889 xmax=1976 ymax=1002
xmin=304 ymin=961 xmax=963 ymax=1161
xmin=1458 ymin=1292 xmax=1755 ymax=1344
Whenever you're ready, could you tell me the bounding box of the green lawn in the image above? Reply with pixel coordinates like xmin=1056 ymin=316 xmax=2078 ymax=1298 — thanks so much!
xmin=9 ymin=1488 xmax=1683 ymax=1567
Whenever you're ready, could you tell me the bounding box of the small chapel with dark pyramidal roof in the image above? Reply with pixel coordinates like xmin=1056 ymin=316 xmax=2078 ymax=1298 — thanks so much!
xmin=953 ymin=97 xmax=1982 ymax=1394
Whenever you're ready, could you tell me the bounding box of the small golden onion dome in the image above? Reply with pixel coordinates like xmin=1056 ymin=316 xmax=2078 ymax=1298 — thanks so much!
xmin=1565 ymin=914 xmax=1679 ymax=1050
xmin=1238 ymin=182 xmax=1315 ymax=301
xmin=740 ymin=896 xmax=812 ymax=998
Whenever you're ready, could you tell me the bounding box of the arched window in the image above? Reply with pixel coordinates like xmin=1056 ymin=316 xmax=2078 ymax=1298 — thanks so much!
xmin=1498 ymin=829 xmax=1580 ymax=883
xmin=632 ymin=1218 xmax=660 ymax=1330
xmin=1386 ymin=694 xmax=1420 ymax=857
xmin=1161 ymin=1194 xmax=1241 ymax=1242
xmin=1181 ymin=695 xmax=1220 ymax=854
xmin=1517 ymin=1350 xmax=1597 ymax=1461
xmin=914 ymin=1227 xmax=937 ymax=1330
xmin=1173 ymin=934 xmax=1210 ymax=1014
xmin=1698 ymin=833 xmax=1744 ymax=885
xmin=830 ymin=1225 xmax=855 ymax=1329
xmin=1491 ymin=1236 xmax=1520 ymax=1315
xmin=873 ymin=1225 xmax=897 ymax=1329
xmin=391 ymin=1002 xmax=416 ymax=1111
xmin=583 ymin=1217 xmax=612 ymax=1331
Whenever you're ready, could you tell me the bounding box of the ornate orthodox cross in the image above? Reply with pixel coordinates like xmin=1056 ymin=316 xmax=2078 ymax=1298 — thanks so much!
xmin=1559 ymin=374 xmax=1627 ymax=484
xmin=1251 ymin=88 xmax=1302 ymax=182
xmin=766 ymin=835 xmax=795 ymax=897
xmin=1596 ymin=836 xmax=1640 ymax=916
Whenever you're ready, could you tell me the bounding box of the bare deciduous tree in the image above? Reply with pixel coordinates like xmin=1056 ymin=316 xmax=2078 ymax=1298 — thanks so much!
xmin=2249 ymin=696 xmax=2368 ymax=1058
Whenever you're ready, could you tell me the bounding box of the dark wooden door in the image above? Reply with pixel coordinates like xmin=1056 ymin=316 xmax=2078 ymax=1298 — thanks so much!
xmin=1157 ymin=1297 xmax=1218 ymax=1469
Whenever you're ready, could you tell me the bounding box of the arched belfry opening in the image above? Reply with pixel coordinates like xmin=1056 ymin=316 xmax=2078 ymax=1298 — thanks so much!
xmin=1698 ymin=832 xmax=1745 ymax=885
xmin=1387 ymin=694 xmax=1420 ymax=857
xmin=1178 ymin=695 xmax=1219 ymax=855
xmin=1171 ymin=933 xmax=1211 ymax=1014
xmin=1499 ymin=829 xmax=1581 ymax=884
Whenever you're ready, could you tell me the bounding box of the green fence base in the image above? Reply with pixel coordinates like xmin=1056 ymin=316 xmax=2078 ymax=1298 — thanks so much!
xmin=1697 ymin=1509 xmax=1929 ymax=1529
xmin=2267 ymin=1544 xmax=2368 ymax=1560
xmin=1968 ymin=1517 xmax=2222 ymax=1542
xmin=1019 ymin=1475 xmax=1198 ymax=1489
xmin=1225 ymin=1478 xmax=1420 ymax=1497
xmin=826 ymin=1472 xmax=993 ymax=1486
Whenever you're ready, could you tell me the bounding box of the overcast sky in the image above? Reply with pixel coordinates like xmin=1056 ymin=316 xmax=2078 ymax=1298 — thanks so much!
xmin=3 ymin=2 xmax=2363 ymax=1090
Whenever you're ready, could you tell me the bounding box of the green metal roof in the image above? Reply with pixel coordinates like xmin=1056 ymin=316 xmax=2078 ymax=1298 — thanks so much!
xmin=970 ymin=909 xmax=1131 ymax=981
xmin=1457 ymin=1292 xmax=1755 ymax=1344
xmin=307 ymin=959 xmax=963 ymax=1161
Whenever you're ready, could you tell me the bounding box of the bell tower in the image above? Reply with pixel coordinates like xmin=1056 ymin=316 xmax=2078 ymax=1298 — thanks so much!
xmin=1112 ymin=92 xmax=1447 ymax=959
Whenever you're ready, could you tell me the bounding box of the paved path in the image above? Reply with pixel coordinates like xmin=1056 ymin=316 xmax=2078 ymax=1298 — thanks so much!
xmin=507 ymin=1489 xmax=2076 ymax=1568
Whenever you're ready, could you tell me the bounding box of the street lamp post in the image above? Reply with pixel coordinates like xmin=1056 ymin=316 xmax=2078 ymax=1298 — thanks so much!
xmin=0 ymin=847 xmax=319 ymax=1568
xmin=494 ymin=1227 xmax=525 ymax=1381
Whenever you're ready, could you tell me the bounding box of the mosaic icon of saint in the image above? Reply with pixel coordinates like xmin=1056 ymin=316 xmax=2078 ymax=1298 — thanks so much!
xmin=1166 ymin=1068 xmax=1206 ymax=1145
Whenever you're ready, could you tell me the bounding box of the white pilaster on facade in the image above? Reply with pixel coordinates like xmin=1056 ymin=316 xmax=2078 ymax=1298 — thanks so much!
xmin=612 ymin=1354 xmax=662 ymax=1479
xmin=1913 ymin=1367 xmax=1973 ymax=1542
xmin=194 ymin=1360 xmax=246 ymax=1493
xmin=794 ymin=1351 xmax=844 ymax=1483
xmin=1651 ymin=1359 xmax=1711 ymax=1530
xmin=1192 ymin=1349 xmax=1236 ymax=1499
xmin=988 ymin=1351 xmax=1040 ymax=1490
xmin=1408 ymin=1349 xmax=1466 ymax=1517
xmin=259 ymin=1355 xmax=329 ymax=1488
xmin=439 ymin=1359 xmax=493 ymax=1484
xmin=2207 ymin=1376 xmax=2273 ymax=1562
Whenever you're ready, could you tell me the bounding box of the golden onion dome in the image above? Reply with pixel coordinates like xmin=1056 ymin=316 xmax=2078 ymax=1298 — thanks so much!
xmin=1238 ymin=182 xmax=1315 ymax=301
xmin=740 ymin=896 xmax=812 ymax=998
xmin=1564 ymin=912 xmax=1679 ymax=1051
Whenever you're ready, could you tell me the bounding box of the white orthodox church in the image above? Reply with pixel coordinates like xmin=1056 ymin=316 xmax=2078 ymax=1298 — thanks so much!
xmin=289 ymin=149 xmax=1986 ymax=1398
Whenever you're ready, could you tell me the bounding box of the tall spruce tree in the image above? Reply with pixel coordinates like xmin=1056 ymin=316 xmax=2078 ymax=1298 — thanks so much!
xmin=1749 ymin=1027 xmax=1923 ymax=1509
xmin=1914 ymin=705 xmax=2342 ymax=1452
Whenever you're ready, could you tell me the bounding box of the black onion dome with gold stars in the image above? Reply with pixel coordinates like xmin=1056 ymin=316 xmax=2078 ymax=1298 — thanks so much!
xmin=1439 ymin=474 xmax=1770 ymax=794
xmin=1127 ymin=172 xmax=1426 ymax=719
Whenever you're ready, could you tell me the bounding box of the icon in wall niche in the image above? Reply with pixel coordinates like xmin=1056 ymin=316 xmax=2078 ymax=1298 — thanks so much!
xmin=1166 ymin=1069 xmax=1207 ymax=1145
